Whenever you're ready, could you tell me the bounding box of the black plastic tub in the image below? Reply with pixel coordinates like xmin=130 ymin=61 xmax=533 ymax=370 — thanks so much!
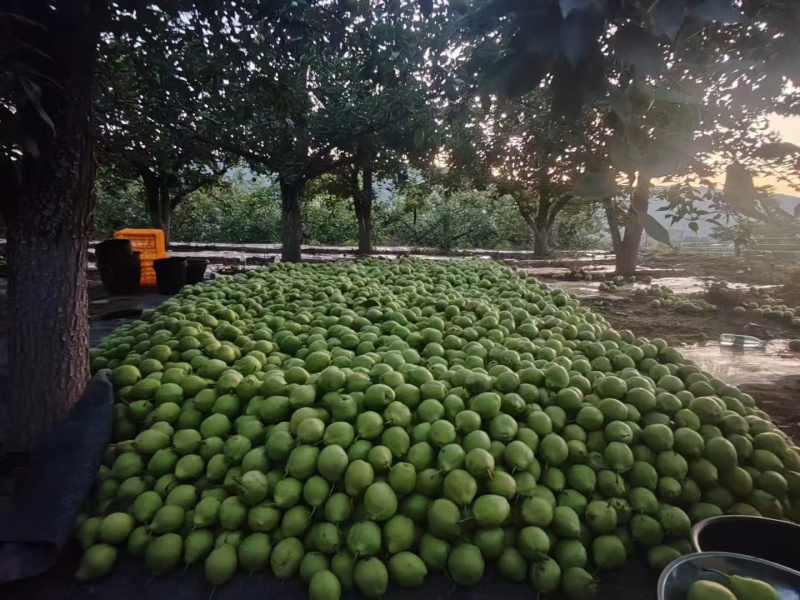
xmin=154 ymin=257 xmax=187 ymax=295
xmin=95 ymin=239 xmax=132 ymax=265
xmin=692 ymin=515 xmax=800 ymax=572
xmin=186 ymin=258 xmax=209 ymax=284
xmin=98 ymin=253 xmax=141 ymax=295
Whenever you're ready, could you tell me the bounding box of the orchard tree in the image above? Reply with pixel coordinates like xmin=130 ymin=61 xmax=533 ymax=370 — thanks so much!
xmin=313 ymin=72 xmax=437 ymax=254
xmin=194 ymin=0 xmax=444 ymax=260
xmin=457 ymin=0 xmax=799 ymax=273
xmin=321 ymin=3 xmax=442 ymax=255
xmin=446 ymin=89 xmax=604 ymax=256
xmin=96 ymin=16 xmax=232 ymax=245
xmin=589 ymin=6 xmax=800 ymax=274
xmin=325 ymin=93 xmax=437 ymax=254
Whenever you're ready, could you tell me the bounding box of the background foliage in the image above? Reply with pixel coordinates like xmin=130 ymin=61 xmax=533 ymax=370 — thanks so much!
xmin=93 ymin=170 xmax=604 ymax=251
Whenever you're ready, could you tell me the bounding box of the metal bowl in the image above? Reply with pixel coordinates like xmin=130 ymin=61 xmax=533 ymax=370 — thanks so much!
xmin=692 ymin=515 xmax=800 ymax=572
xmin=658 ymin=552 xmax=800 ymax=600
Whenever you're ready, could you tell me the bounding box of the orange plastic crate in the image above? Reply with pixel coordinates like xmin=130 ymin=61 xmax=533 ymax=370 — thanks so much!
xmin=114 ymin=228 xmax=168 ymax=288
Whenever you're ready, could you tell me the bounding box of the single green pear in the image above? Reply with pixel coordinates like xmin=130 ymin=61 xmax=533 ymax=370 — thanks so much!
xmin=728 ymin=575 xmax=780 ymax=600
xmin=687 ymin=580 xmax=737 ymax=600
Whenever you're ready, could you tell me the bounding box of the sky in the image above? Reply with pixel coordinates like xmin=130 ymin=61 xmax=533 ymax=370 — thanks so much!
xmin=763 ymin=114 xmax=800 ymax=195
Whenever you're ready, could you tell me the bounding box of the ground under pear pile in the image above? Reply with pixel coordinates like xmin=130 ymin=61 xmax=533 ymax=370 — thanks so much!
xmin=76 ymin=258 xmax=800 ymax=599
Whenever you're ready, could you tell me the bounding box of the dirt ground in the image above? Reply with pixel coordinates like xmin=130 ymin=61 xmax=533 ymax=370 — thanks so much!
xmin=743 ymin=377 xmax=800 ymax=441
xmin=581 ymin=294 xmax=753 ymax=343
xmin=642 ymin=250 xmax=788 ymax=285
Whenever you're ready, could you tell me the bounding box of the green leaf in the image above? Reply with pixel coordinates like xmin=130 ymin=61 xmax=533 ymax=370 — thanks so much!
xmin=418 ymin=0 xmax=433 ymax=18
xmin=707 ymin=58 xmax=756 ymax=74
xmin=608 ymin=136 xmax=640 ymax=172
xmin=19 ymin=133 xmax=40 ymax=158
xmin=0 ymin=11 xmax=46 ymax=29
xmin=560 ymin=11 xmax=603 ymax=67
xmin=481 ymin=52 xmax=547 ymax=98
xmin=638 ymin=213 xmax=671 ymax=246
xmin=20 ymin=79 xmax=55 ymax=132
xmin=641 ymin=132 xmax=696 ymax=177
xmin=688 ymin=221 xmax=699 ymax=233
xmin=573 ymin=170 xmax=617 ymax=200
xmin=607 ymin=86 xmax=632 ymax=124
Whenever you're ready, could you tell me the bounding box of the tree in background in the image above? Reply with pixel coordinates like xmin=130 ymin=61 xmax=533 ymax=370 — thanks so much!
xmin=92 ymin=169 xmax=153 ymax=236
xmin=594 ymin=13 xmax=800 ymax=274
xmin=445 ymin=88 xmax=603 ymax=256
xmin=593 ymin=85 xmax=705 ymax=274
xmin=315 ymin=2 xmax=443 ymax=254
xmin=91 ymin=167 xmax=611 ymax=251
xmin=459 ymin=0 xmax=800 ymax=274
xmin=181 ymin=0 xmax=443 ymax=261
xmin=96 ymin=11 xmax=232 ymax=245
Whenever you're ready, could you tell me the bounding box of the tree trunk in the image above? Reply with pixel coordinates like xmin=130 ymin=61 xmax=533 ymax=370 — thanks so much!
xmin=615 ymin=175 xmax=651 ymax=276
xmin=533 ymin=226 xmax=550 ymax=256
xmin=354 ymin=168 xmax=373 ymax=254
xmin=1 ymin=1 xmax=104 ymax=452
xmin=604 ymin=200 xmax=622 ymax=254
xmin=517 ymin=196 xmax=551 ymax=257
xmin=280 ymin=178 xmax=304 ymax=262
xmin=533 ymin=198 xmax=551 ymax=257
xmin=615 ymin=227 xmax=642 ymax=276
xmin=156 ymin=198 xmax=171 ymax=247
xmin=142 ymin=174 xmax=172 ymax=247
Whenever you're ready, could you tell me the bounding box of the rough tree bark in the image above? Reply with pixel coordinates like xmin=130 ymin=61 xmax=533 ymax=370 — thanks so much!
xmin=1 ymin=1 xmax=106 ymax=452
xmin=517 ymin=194 xmax=573 ymax=257
xmin=517 ymin=197 xmax=550 ymax=257
xmin=280 ymin=177 xmax=304 ymax=262
xmin=532 ymin=226 xmax=549 ymax=256
xmin=353 ymin=167 xmax=374 ymax=255
xmin=157 ymin=193 xmax=171 ymax=246
xmin=141 ymin=171 xmax=172 ymax=246
xmin=533 ymin=197 xmax=551 ymax=257
xmin=615 ymin=174 xmax=651 ymax=276
xmin=604 ymin=199 xmax=622 ymax=254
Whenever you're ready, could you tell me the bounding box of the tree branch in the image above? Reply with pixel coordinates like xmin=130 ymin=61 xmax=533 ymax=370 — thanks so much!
xmin=210 ymin=137 xmax=278 ymax=172
xmin=171 ymin=165 xmax=229 ymax=209
xmin=304 ymin=152 xmax=358 ymax=181
xmin=513 ymin=195 xmax=538 ymax=232
xmin=547 ymin=195 xmax=573 ymax=228
xmin=604 ymin=199 xmax=622 ymax=253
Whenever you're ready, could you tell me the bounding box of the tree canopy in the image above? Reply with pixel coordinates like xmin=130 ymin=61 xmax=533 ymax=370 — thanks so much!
xmin=96 ymin=9 xmax=232 ymax=243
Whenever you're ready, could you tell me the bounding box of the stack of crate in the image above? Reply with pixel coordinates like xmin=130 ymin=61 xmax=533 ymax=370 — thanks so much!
xmin=113 ymin=228 xmax=168 ymax=288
